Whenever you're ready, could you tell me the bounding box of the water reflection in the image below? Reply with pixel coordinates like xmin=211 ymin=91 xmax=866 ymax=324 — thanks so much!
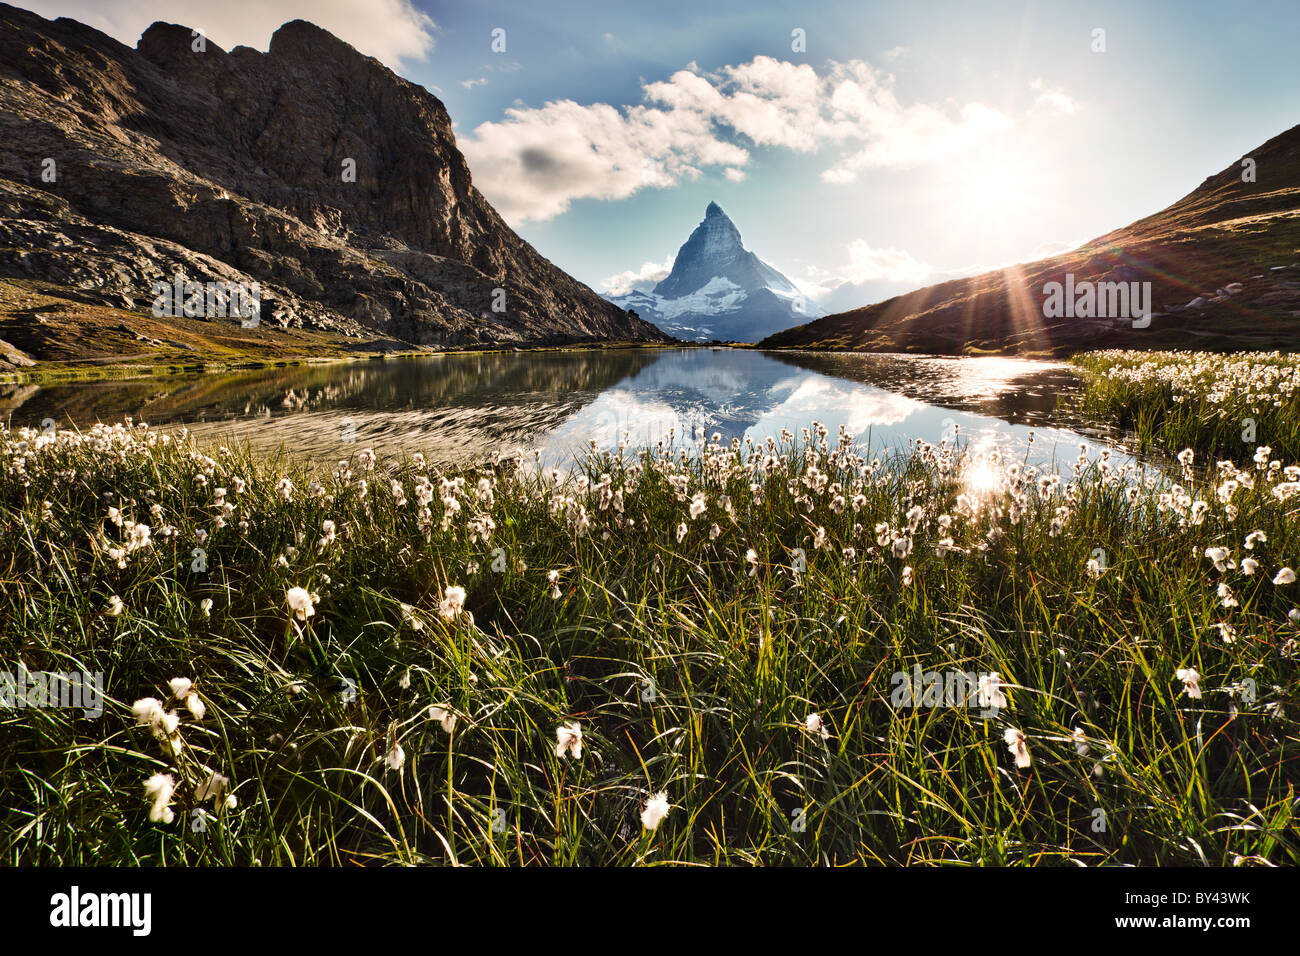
xmin=3 ymin=347 xmax=1128 ymax=471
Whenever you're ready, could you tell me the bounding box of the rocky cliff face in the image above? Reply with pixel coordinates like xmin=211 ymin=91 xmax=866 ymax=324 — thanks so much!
xmin=0 ymin=4 xmax=666 ymax=350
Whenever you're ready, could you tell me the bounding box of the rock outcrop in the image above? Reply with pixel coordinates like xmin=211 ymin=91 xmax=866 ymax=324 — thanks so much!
xmin=0 ymin=4 xmax=667 ymax=350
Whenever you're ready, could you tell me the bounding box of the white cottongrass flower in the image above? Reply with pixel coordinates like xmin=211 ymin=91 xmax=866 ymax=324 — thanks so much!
xmin=194 ymin=772 xmax=233 ymax=809
xmin=1004 ymin=728 xmax=1032 ymax=768
xmin=438 ymin=585 xmax=467 ymax=620
xmin=128 ymin=523 xmax=152 ymax=550
xmin=689 ymin=493 xmax=706 ymax=519
xmin=555 ymin=721 xmax=583 ymax=759
xmin=676 ymin=522 xmax=688 ymax=543
xmin=106 ymin=595 xmax=125 ymax=617
xmin=144 ymin=773 xmax=176 ymax=823
xmin=805 ymin=712 xmax=829 ymax=740
xmin=548 ymin=570 xmax=561 ymax=600
xmin=1176 ymin=667 xmax=1202 ymax=699
xmin=977 ymin=672 xmax=1008 ymax=710
xmin=1272 ymin=482 xmax=1300 ymax=501
xmin=400 ymin=603 xmax=425 ymax=632
xmin=385 ymin=741 xmax=406 ymax=771
xmin=1242 ymin=558 xmax=1259 ymax=575
xmin=1204 ymin=547 xmax=1231 ymax=572
xmin=745 ymin=548 xmax=759 ymax=576
xmin=901 ymin=565 xmax=913 ymax=586
xmin=199 ymin=598 xmax=213 ymax=618
xmin=640 ymin=791 xmax=671 ymax=831
xmin=168 ymin=677 xmax=206 ymax=719
xmin=131 ymin=697 xmax=166 ymax=728
xmin=1071 ymin=726 xmax=1088 ymax=756
xmin=428 ymin=706 xmax=457 ymax=734
xmin=1274 ymin=567 xmax=1296 ymax=585
xmin=286 ymin=586 xmax=315 ymax=621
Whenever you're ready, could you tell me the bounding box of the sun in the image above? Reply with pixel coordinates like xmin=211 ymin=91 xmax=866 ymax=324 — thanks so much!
xmin=940 ymin=143 xmax=1042 ymax=239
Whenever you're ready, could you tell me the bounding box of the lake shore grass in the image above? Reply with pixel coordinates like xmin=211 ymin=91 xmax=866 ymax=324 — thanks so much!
xmin=1073 ymin=349 xmax=1300 ymax=464
xmin=2 ymin=420 xmax=1298 ymax=866
xmin=0 ymin=340 xmax=686 ymax=387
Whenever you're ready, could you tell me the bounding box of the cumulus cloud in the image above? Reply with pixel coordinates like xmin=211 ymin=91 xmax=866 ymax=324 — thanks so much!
xmin=843 ymin=239 xmax=932 ymax=283
xmin=724 ymin=167 xmax=748 ymax=182
xmin=461 ymin=77 xmax=487 ymax=90
xmin=600 ymin=258 xmax=675 ymax=297
xmin=24 ymin=0 xmax=436 ymax=70
xmin=794 ymin=239 xmax=933 ymax=310
xmin=461 ymin=55 xmax=1016 ymax=222
xmin=1028 ymin=78 xmax=1080 ymax=115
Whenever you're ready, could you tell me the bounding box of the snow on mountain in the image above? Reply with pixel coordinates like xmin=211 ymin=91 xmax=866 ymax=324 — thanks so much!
xmin=606 ymin=202 xmax=823 ymax=342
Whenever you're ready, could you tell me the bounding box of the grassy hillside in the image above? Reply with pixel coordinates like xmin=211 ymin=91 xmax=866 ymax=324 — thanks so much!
xmin=763 ymin=124 xmax=1300 ymax=355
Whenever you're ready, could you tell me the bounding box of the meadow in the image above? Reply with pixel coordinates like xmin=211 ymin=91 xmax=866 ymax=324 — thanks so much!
xmin=1075 ymin=349 xmax=1300 ymax=463
xmin=1 ymin=411 xmax=1298 ymax=866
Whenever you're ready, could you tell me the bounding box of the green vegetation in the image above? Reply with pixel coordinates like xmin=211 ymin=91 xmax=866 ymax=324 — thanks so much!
xmin=1075 ymin=349 xmax=1300 ymax=463
xmin=2 ymin=420 xmax=1298 ymax=865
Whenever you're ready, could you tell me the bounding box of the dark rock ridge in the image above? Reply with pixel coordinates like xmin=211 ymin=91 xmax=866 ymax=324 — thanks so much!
xmin=607 ymin=202 xmax=822 ymax=343
xmin=0 ymin=4 xmax=668 ymax=348
xmin=762 ymin=123 xmax=1300 ymax=355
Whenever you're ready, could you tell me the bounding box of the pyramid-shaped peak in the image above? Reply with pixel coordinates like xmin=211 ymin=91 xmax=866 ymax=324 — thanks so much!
xmin=705 ymin=201 xmax=726 ymax=219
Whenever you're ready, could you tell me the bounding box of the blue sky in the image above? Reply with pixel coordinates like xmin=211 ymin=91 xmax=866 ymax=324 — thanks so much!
xmin=28 ymin=0 xmax=1300 ymax=311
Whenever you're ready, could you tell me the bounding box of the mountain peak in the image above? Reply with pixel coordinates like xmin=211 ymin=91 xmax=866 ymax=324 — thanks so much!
xmin=609 ymin=203 xmax=823 ymax=341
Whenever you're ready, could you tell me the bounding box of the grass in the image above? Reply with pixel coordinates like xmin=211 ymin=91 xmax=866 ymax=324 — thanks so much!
xmin=1074 ymin=349 xmax=1300 ymax=463
xmin=1 ymin=420 xmax=1298 ymax=866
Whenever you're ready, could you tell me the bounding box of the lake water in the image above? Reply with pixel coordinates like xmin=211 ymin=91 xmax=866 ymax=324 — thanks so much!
xmin=2 ymin=348 xmax=1129 ymax=471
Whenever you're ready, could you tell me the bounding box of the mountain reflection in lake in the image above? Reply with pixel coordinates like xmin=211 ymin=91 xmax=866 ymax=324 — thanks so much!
xmin=3 ymin=348 xmax=1127 ymax=471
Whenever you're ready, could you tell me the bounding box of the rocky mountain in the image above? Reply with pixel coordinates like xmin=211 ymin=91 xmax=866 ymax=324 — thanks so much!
xmin=608 ymin=202 xmax=822 ymax=342
xmin=763 ymin=124 xmax=1300 ymax=355
xmin=0 ymin=3 xmax=666 ymax=370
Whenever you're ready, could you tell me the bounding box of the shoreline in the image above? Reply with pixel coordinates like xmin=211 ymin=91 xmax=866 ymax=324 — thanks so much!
xmin=0 ymin=340 xmax=693 ymax=387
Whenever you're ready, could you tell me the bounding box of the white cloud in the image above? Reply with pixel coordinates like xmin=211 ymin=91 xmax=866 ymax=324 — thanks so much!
xmin=724 ymin=167 xmax=748 ymax=182
xmin=793 ymin=240 xmax=932 ymax=309
xmin=461 ymin=55 xmax=1015 ymax=222
xmin=24 ymin=0 xmax=436 ymax=70
xmin=600 ymin=258 xmax=674 ymax=296
xmin=1028 ymin=78 xmax=1080 ymax=115
xmin=843 ymin=239 xmax=932 ymax=284
xmin=461 ymin=77 xmax=487 ymax=89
